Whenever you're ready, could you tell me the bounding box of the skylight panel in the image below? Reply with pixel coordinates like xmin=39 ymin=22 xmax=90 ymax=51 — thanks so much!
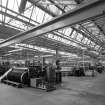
xmin=76 ymin=33 xmax=83 ymax=42
xmin=42 ymin=13 xmax=52 ymax=23
xmin=25 ymin=1 xmax=32 ymax=8
xmin=31 ymin=6 xmax=52 ymax=23
xmin=8 ymin=0 xmax=21 ymax=13
xmin=95 ymin=45 xmax=100 ymax=50
xmin=8 ymin=0 xmax=15 ymax=10
xmin=70 ymin=31 xmax=77 ymax=39
xmin=36 ymin=9 xmax=45 ymax=23
xmin=23 ymin=6 xmax=33 ymax=18
xmin=90 ymin=41 xmax=95 ymax=47
xmin=65 ymin=5 xmax=77 ymax=12
xmin=59 ymin=27 xmax=73 ymax=36
xmin=64 ymin=27 xmax=72 ymax=36
xmin=5 ymin=16 xmax=11 ymax=23
xmin=82 ymin=37 xmax=88 ymax=44
xmin=1 ymin=0 xmax=7 ymax=7
xmin=9 ymin=19 xmax=28 ymax=30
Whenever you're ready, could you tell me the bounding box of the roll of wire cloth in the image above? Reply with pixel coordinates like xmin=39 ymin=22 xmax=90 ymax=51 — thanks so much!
xmin=7 ymin=67 xmax=30 ymax=85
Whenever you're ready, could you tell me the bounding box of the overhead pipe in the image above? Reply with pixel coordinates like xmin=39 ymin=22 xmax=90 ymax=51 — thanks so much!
xmin=19 ymin=0 xmax=28 ymax=13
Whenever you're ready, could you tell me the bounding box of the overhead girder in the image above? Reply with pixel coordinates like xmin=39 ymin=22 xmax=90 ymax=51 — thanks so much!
xmin=0 ymin=4 xmax=96 ymax=54
xmin=29 ymin=0 xmax=105 ymax=48
xmin=0 ymin=0 xmax=105 ymax=48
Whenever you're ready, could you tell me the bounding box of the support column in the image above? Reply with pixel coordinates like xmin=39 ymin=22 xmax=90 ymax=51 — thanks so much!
xmin=55 ymin=49 xmax=62 ymax=83
xmin=55 ymin=49 xmax=59 ymax=61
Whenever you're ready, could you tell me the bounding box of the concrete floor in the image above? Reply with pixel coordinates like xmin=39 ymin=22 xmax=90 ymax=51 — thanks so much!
xmin=0 ymin=72 xmax=105 ymax=105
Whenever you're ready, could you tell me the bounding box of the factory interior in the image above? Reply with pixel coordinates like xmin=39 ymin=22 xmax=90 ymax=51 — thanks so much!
xmin=0 ymin=0 xmax=105 ymax=105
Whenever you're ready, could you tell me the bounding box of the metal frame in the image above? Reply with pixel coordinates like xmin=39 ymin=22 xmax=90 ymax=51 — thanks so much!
xmin=0 ymin=0 xmax=104 ymax=48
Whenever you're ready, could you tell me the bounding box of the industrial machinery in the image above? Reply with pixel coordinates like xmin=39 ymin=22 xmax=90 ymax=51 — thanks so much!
xmin=29 ymin=64 xmax=56 ymax=91
xmin=29 ymin=65 xmax=42 ymax=78
xmin=0 ymin=62 xmax=10 ymax=76
xmin=3 ymin=67 xmax=30 ymax=87
xmin=95 ymin=63 xmax=104 ymax=73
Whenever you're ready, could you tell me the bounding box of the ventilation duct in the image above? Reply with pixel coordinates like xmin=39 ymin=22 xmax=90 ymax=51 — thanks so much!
xmin=19 ymin=0 xmax=27 ymax=13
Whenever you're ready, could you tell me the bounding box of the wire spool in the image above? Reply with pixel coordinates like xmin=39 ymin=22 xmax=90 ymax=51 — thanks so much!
xmin=7 ymin=67 xmax=30 ymax=85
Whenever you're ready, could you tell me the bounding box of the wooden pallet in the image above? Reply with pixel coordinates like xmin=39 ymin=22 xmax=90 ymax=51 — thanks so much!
xmin=3 ymin=80 xmax=23 ymax=88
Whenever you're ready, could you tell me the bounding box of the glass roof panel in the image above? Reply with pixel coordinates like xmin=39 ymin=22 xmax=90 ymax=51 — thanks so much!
xmin=76 ymin=33 xmax=83 ymax=42
xmin=23 ymin=6 xmax=33 ymax=18
xmin=1 ymin=0 xmax=7 ymax=7
xmin=70 ymin=30 xmax=77 ymax=39
xmin=8 ymin=0 xmax=21 ymax=12
xmin=8 ymin=19 xmax=28 ymax=30
xmin=31 ymin=6 xmax=52 ymax=23
xmin=61 ymin=27 xmax=73 ymax=36
xmin=82 ymin=37 xmax=88 ymax=44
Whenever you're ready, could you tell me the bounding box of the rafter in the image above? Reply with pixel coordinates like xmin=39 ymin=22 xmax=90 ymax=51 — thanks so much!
xmin=28 ymin=0 xmax=104 ymax=49
xmin=0 ymin=0 xmax=104 ymax=48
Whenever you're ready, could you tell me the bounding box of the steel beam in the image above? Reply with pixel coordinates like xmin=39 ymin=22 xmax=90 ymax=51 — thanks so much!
xmin=0 ymin=0 xmax=105 ymax=48
xmin=29 ymin=0 xmax=104 ymax=48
